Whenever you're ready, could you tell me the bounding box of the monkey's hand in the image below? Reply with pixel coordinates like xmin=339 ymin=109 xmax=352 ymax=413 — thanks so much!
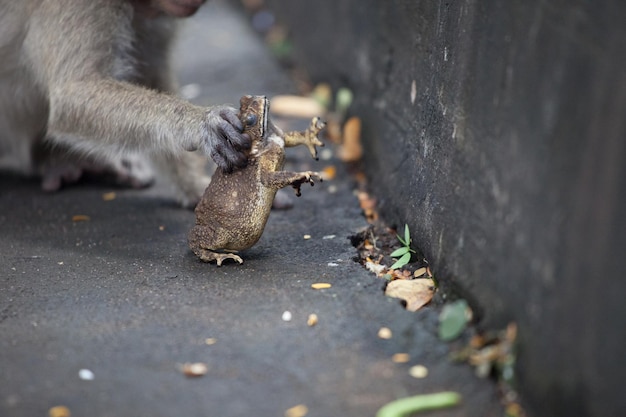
xmin=202 ymin=106 xmax=252 ymax=172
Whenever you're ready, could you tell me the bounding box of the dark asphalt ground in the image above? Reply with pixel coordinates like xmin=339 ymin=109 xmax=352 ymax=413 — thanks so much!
xmin=0 ymin=1 xmax=503 ymax=416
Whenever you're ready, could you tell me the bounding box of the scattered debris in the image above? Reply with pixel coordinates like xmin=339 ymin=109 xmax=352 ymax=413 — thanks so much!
xmin=282 ymin=311 xmax=293 ymax=322
xmin=71 ymin=215 xmax=90 ymax=222
xmin=270 ymin=95 xmax=326 ymax=118
xmin=307 ymin=314 xmax=318 ymax=327
xmin=78 ymin=369 xmax=94 ymax=381
xmin=408 ymin=365 xmax=429 ymax=379
xmin=204 ymin=338 xmax=217 ymax=345
xmin=410 ymin=80 xmax=417 ymax=105
xmin=376 ymin=391 xmax=461 ymax=417
xmin=391 ymin=353 xmax=410 ymax=363
xmin=101 ymin=192 xmax=116 ymax=201
xmin=377 ymin=327 xmax=393 ymax=339
xmin=385 ymin=279 xmax=435 ymax=312
xmin=438 ymin=299 xmax=472 ymax=342
xmin=321 ymin=165 xmax=337 ymax=180
xmin=338 ymin=116 xmax=363 ymax=162
xmin=284 ymin=404 xmax=308 ymax=417
xmin=181 ymin=362 xmax=208 ymax=377
xmin=303 ymin=234 xmax=311 ymax=240
xmin=48 ymin=405 xmax=71 ymax=417
xmin=451 ymin=323 xmax=524 ymax=416
xmin=311 ymin=283 xmax=332 ymax=290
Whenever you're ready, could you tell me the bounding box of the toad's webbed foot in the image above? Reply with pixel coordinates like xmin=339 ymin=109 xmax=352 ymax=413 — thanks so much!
xmin=195 ymin=249 xmax=243 ymax=266
xmin=283 ymin=117 xmax=326 ymax=159
xmin=290 ymin=171 xmax=322 ymax=197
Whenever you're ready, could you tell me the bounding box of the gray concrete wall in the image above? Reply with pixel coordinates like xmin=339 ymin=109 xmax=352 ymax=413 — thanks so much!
xmin=266 ymin=0 xmax=626 ymax=415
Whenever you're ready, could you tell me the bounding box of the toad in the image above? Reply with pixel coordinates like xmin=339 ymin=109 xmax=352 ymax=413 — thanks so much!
xmin=188 ymin=95 xmax=325 ymax=265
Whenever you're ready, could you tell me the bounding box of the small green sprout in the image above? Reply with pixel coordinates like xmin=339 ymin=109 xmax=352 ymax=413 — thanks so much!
xmin=389 ymin=224 xmax=416 ymax=270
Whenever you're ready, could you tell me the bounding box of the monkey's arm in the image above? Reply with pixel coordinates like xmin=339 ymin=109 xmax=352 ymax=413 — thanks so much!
xmin=23 ymin=0 xmax=250 ymax=172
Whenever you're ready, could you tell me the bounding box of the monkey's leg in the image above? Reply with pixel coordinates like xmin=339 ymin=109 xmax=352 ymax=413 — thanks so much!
xmin=32 ymin=140 xmax=154 ymax=192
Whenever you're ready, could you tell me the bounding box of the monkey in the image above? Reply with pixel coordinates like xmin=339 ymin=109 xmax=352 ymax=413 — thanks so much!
xmin=0 ymin=0 xmax=251 ymax=207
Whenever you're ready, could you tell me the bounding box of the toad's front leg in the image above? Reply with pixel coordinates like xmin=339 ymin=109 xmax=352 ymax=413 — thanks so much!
xmin=261 ymin=170 xmax=322 ymax=197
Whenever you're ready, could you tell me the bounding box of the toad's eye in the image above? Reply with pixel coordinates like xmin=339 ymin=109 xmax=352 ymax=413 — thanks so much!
xmin=244 ymin=113 xmax=258 ymax=126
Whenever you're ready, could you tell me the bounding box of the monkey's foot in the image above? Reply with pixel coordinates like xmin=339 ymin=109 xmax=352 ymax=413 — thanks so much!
xmin=196 ymin=249 xmax=243 ymax=266
xmin=38 ymin=152 xmax=154 ymax=191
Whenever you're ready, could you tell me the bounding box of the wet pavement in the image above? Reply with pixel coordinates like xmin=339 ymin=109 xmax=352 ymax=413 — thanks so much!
xmin=0 ymin=1 xmax=503 ymax=416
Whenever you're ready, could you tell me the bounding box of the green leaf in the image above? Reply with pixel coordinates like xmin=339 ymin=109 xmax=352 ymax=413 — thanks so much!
xmin=390 ymin=247 xmax=410 ymax=257
xmin=335 ymin=88 xmax=354 ymax=115
xmin=438 ymin=299 xmax=470 ymax=341
xmin=404 ymin=224 xmax=411 ymax=246
xmin=390 ymin=252 xmax=411 ymax=270
xmin=376 ymin=392 xmax=462 ymax=417
xmin=396 ymin=234 xmax=407 ymax=246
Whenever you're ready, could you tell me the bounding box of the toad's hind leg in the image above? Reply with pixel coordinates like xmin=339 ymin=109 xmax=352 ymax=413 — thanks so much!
xmin=194 ymin=248 xmax=243 ymax=266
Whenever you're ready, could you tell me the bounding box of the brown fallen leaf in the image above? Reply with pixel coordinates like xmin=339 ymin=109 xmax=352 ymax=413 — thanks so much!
xmin=413 ymin=267 xmax=428 ymax=278
xmin=102 ymin=192 xmax=116 ymax=201
xmin=49 ymin=405 xmax=71 ymax=417
xmin=321 ymin=165 xmax=337 ymax=180
xmin=338 ymin=116 xmax=363 ymax=162
xmin=284 ymin=404 xmax=308 ymax=417
xmin=385 ymin=279 xmax=435 ymax=312
xmin=270 ymin=95 xmax=326 ymax=118
xmin=71 ymin=215 xmax=90 ymax=222
xmin=391 ymin=353 xmax=411 ymax=363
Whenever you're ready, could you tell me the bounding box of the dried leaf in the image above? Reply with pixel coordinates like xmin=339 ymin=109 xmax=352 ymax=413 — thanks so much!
xmin=71 ymin=215 xmax=90 ymax=222
xmin=49 ymin=406 xmax=71 ymax=417
xmin=385 ymin=279 xmax=434 ymax=311
xmin=338 ymin=117 xmax=362 ymax=162
xmin=284 ymin=404 xmax=308 ymax=417
xmin=102 ymin=192 xmax=116 ymax=201
xmin=413 ymin=267 xmax=427 ymax=277
xmin=321 ymin=165 xmax=337 ymax=180
xmin=391 ymin=353 xmax=410 ymax=363
xmin=270 ymin=95 xmax=326 ymax=118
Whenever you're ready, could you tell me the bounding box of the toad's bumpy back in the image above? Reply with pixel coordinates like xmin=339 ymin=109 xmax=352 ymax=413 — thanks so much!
xmin=188 ymin=95 xmax=325 ymax=266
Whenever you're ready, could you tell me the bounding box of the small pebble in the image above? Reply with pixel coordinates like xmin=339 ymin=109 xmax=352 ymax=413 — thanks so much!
xmin=182 ymin=362 xmax=208 ymax=377
xmin=378 ymin=327 xmax=393 ymax=339
xmin=409 ymin=364 xmax=429 ymax=379
xmin=303 ymin=234 xmax=311 ymax=240
xmin=322 ymin=234 xmax=336 ymax=240
xmin=78 ymin=369 xmax=94 ymax=381
xmin=307 ymin=314 xmax=318 ymax=327
xmin=204 ymin=338 xmax=217 ymax=345
xmin=282 ymin=311 xmax=292 ymax=322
